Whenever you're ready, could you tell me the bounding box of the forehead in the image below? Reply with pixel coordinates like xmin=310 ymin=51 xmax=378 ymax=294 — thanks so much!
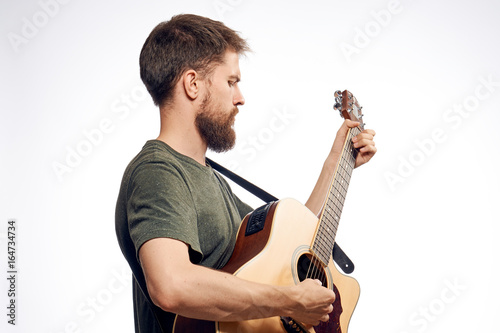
xmin=213 ymin=50 xmax=241 ymax=78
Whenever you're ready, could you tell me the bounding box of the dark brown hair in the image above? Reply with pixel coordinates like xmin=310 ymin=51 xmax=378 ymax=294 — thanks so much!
xmin=139 ymin=14 xmax=250 ymax=107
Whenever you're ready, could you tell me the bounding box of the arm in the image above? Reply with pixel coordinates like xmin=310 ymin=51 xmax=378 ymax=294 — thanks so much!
xmin=139 ymin=237 xmax=335 ymax=326
xmin=305 ymin=119 xmax=377 ymax=216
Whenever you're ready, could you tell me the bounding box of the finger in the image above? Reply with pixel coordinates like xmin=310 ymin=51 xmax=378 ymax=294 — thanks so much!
xmin=362 ymin=128 xmax=376 ymax=136
xmin=353 ymin=138 xmax=375 ymax=149
xmin=337 ymin=120 xmax=358 ymax=138
xmin=353 ymin=132 xmax=375 ymax=142
xmin=345 ymin=119 xmax=360 ymax=128
xmin=359 ymin=144 xmax=377 ymax=154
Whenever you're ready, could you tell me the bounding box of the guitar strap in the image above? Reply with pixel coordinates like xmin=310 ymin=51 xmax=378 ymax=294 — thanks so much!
xmin=207 ymin=158 xmax=355 ymax=274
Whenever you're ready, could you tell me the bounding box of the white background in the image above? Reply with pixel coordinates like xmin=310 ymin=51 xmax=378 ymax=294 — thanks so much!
xmin=1 ymin=0 xmax=499 ymax=332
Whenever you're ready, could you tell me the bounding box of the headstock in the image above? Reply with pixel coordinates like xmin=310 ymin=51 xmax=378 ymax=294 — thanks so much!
xmin=333 ymin=90 xmax=364 ymax=130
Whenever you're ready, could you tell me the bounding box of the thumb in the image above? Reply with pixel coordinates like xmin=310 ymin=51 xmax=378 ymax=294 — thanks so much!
xmin=345 ymin=119 xmax=360 ymax=128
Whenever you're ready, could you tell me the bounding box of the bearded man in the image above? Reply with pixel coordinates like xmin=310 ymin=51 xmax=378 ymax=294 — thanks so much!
xmin=115 ymin=14 xmax=376 ymax=333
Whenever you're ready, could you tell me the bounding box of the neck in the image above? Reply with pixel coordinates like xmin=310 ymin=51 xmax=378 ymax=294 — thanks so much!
xmin=311 ymin=126 xmax=360 ymax=266
xmin=156 ymin=105 xmax=207 ymax=165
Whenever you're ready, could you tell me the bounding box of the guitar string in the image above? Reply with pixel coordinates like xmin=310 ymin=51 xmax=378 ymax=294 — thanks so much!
xmin=306 ymin=127 xmax=360 ymax=284
xmin=307 ymin=133 xmax=351 ymax=281
xmin=313 ymin=127 xmax=357 ymax=277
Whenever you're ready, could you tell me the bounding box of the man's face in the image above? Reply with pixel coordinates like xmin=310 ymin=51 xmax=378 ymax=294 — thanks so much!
xmin=195 ymin=50 xmax=245 ymax=153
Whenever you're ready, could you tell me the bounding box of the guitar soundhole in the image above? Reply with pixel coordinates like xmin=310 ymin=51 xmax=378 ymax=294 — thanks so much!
xmin=297 ymin=254 xmax=327 ymax=285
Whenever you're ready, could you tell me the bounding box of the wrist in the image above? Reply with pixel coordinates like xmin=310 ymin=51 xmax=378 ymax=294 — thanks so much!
xmin=271 ymin=285 xmax=298 ymax=317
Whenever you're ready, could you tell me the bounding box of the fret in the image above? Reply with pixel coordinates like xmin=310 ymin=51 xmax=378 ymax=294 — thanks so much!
xmin=312 ymin=126 xmax=359 ymax=266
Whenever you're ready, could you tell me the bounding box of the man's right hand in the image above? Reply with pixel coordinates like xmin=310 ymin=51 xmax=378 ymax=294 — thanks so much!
xmin=285 ymin=278 xmax=336 ymax=326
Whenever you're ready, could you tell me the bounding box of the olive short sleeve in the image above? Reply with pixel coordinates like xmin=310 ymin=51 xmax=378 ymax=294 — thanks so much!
xmin=127 ymin=161 xmax=203 ymax=263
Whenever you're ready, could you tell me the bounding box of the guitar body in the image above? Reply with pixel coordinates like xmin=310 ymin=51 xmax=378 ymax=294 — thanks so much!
xmin=173 ymin=198 xmax=360 ymax=333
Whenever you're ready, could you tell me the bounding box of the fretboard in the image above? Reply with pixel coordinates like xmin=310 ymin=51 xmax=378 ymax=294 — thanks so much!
xmin=311 ymin=127 xmax=360 ymax=266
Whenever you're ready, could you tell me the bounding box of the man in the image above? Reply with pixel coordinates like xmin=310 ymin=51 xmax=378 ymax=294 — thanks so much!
xmin=115 ymin=14 xmax=376 ymax=333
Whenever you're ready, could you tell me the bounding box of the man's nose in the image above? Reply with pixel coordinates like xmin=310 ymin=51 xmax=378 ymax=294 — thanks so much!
xmin=234 ymin=86 xmax=245 ymax=106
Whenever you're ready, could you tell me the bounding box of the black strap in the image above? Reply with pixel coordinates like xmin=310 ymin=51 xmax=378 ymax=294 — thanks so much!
xmin=207 ymin=158 xmax=278 ymax=203
xmin=207 ymin=158 xmax=355 ymax=274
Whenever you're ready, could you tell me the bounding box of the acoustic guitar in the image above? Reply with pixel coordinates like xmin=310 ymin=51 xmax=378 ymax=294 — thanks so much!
xmin=174 ymin=90 xmax=364 ymax=333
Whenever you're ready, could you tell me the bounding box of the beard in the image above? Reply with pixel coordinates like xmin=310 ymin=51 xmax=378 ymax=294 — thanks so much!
xmin=195 ymin=92 xmax=238 ymax=153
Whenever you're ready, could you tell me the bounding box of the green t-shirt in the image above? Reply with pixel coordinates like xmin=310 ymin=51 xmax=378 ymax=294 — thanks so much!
xmin=115 ymin=140 xmax=253 ymax=332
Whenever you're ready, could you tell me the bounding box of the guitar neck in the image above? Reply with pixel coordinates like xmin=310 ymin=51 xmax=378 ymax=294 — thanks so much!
xmin=312 ymin=127 xmax=360 ymax=266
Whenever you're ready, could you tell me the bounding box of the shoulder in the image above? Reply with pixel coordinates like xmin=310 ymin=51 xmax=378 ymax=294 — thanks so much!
xmin=128 ymin=140 xmax=182 ymax=171
xmin=119 ymin=141 xmax=191 ymax=198
xmin=127 ymin=140 xmax=197 ymax=180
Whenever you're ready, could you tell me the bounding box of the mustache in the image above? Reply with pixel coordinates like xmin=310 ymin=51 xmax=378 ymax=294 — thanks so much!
xmin=231 ymin=107 xmax=239 ymax=117
xmin=228 ymin=107 xmax=239 ymax=122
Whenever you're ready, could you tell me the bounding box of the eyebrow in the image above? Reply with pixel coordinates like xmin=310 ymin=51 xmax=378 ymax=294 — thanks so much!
xmin=228 ymin=74 xmax=241 ymax=82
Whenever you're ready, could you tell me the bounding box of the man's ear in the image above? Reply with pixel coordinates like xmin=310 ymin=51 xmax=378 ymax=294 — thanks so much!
xmin=182 ymin=69 xmax=200 ymax=100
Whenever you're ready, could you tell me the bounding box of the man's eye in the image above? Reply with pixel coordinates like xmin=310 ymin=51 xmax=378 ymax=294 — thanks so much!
xmin=228 ymin=81 xmax=235 ymax=87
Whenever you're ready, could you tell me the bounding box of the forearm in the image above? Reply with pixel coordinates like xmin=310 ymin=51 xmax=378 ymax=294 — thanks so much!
xmin=152 ymin=263 xmax=293 ymax=322
xmin=141 ymin=238 xmax=296 ymax=322
xmin=141 ymin=234 xmax=334 ymax=325
xmin=305 ymin=152 xmax=339 ymax=216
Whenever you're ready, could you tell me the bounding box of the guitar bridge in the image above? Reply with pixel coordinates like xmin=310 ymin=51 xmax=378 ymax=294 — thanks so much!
xmin=280 ymin=316 xmax=308 ymax=333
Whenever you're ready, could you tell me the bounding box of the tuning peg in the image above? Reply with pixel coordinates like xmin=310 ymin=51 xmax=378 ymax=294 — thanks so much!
xmin=333 ymin=103 xmax=342 ymax=110
xmin=334 ymin=90 xmax=342 ymax=98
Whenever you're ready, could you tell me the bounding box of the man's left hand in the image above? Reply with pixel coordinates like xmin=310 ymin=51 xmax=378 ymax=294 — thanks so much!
xmin=331 ymin=119 xmax=377 ymax=168
xmin=351 ymin=122 xmax=376 ymax=168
